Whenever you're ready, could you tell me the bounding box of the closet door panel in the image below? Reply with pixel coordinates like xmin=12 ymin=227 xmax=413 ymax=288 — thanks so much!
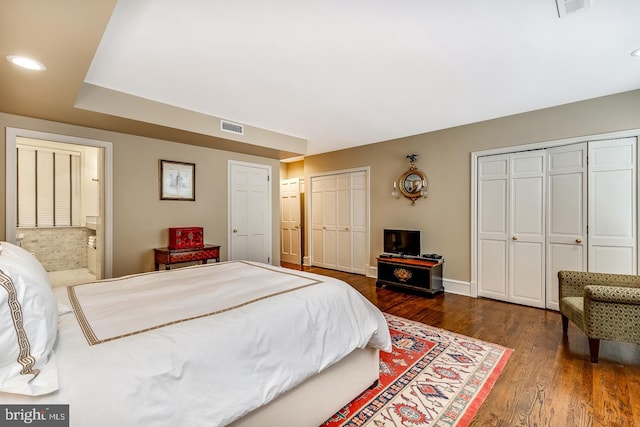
xmin=311 ymin=177 xmax=325 ymax=266
xmin=351 ymin=172 xmax=368 ymax=274
xmin=546 ymin=143 xmax=587 ymax=310
xmin=509 ymin=151 xmax=545 ymax=308
xmin=510 ymin=242 xmax=545 ymax=306
xmin=548 ymin=243 xmax=584 ymax=304
xmin=590 ymin=247 xmax=635 ymax=274
xmin=322 ymin=176 xmax=338 ymax=269
xmin=511 ymin=176 xmax=544 ymax=236
xmin=311 ymin=228 xmax=324 ymax=266
xmin=480 ymin=180 xmax=508 ymax=235
xmin=336 ymin=174 xmax=351 ymax=271
xmin=589 ymin=138 xmax=637 ymax=274
xmin=352 ymin=232 xmax=367 ymax=275
xmin=478 ymin=239 xmax=508 ymax=301
xmin=477 ymin=155 xmax=509 ymax=301
xmin=311 ymin=170 xmax=368 ymax=274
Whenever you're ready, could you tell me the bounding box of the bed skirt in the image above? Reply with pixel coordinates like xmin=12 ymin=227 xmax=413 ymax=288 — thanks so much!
xmin=230 ymin=347 xmax=380 ymax=427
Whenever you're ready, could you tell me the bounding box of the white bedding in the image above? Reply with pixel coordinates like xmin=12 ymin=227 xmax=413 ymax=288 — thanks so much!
xmin=0 ymin=261 xmax=391 ymax=426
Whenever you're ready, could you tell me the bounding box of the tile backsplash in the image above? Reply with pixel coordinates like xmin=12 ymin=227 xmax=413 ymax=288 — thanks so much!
xmin=18 ymin=227 xmax=94 ymax=272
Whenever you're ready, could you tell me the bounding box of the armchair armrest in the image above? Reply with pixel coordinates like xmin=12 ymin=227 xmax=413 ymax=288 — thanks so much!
xmin=585 ymin=285 xmax=640 ymax=305
xmin=558 ymin=270 xmax=640 ymax=299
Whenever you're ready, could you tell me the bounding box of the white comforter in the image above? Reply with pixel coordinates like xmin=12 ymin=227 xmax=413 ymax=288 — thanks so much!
xmin=0 ymin=261 xmax=391 ymax=426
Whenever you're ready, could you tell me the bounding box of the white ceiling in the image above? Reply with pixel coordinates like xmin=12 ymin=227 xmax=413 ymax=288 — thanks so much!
xmin=81 ymin=0 xmax=640 ymax=157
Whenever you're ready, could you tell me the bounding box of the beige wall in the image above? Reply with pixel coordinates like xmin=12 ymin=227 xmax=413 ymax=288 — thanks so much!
xmin=303 ymin=89 xmax=640 ymax=283
xmin=1 ymin=112 xmax=281 ymax=277
xmin=285 ymin=160 xmax=305 ymax=179
xmin=5 ymin=89 xmax=640 ymax=281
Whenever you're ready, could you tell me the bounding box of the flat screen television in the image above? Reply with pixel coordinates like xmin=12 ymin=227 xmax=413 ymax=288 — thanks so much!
xmin=383 ymin=229 xmax=421 ymax=257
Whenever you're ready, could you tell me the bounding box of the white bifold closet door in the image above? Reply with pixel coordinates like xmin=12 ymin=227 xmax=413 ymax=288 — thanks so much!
xmin=311 ymin=171 xmax=367 ymax=275
xmin=546 ymin=143 xmax=587 ymax=311
xmin=478 ymin=137 xmax=637 ymax=310
xmin=588 ymin=138 xmax=637 ymax=275
xmin=477 ymin=150 xmax=546 ymax=308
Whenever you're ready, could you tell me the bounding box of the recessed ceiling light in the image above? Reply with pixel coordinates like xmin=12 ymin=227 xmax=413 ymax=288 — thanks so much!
xmin=6 ymin=55 xmax=46 ymax=71
xmin=631 ymin=48 xmax=640 ymax=57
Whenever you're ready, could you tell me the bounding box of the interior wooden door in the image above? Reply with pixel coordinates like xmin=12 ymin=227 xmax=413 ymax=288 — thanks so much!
xmin=546 ymin=143 xmax=587 ymax=310
xmin=280 ymin=178 xmax=301 ymax=264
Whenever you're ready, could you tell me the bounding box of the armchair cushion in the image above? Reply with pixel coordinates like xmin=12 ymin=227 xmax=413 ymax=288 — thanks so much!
xmin=559 ymin=296 xmax=584 ymax=331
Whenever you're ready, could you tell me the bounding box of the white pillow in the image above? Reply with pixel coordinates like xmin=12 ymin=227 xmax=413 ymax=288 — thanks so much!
xmin=0 ymin=242 xmax=59 ymax=395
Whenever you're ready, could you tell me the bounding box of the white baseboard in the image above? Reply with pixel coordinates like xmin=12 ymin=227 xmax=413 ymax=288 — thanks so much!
xmin=366 ymin=264 xmax=377 ymax=278
xmin=367 ymin=266 xmax=472 ymax=297
xmin=442 ymin=278 xmax=472 ymax=296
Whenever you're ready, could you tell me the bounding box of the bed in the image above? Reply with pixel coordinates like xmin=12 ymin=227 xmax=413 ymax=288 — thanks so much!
xmin=0 ymin=242 xmax=391 ymax=426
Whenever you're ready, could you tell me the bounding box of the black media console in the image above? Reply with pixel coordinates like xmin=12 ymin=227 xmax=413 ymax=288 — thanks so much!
xmin=376 ymin=256 xmax=444 ymax=297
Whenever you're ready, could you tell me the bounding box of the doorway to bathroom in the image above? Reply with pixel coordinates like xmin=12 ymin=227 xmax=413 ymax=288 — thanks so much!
xmin=5 ymin=127 xmax=113 ymax=287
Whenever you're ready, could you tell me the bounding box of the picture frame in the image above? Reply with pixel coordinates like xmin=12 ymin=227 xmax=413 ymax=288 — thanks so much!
xmin=160 ymin=160 xmax=195 ymax=201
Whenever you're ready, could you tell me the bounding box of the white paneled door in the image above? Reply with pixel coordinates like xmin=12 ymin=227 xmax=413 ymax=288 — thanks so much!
xmin=477 ymin=137 xmax=637 ymax=310
xmin=229 ymin=161 xmax=271 ymax=264
xmin=477 ymin=151 xmax=546 ymax=308
xmin=313 ymin=175 xmax=338 ymax=270
xmin=546 ymin=143 xmax=587 ymax=310
xmin=350 ymin=171 xmax=368 ymax=275
xmin=280 ymin=178 xmax=302 ymax=264
xmin=508 ymin=151 xmax=546 ymax=308
xmin=477 ymin=154 xmax=510 ymax=302
xmin=588 ymin=138 xmax=637 ymax=274
xmin=310 ymin=170 xmax=368 ymax=274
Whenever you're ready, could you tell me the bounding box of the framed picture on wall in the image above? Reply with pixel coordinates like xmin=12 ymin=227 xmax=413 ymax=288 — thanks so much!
xmin=160 ymin=160 xmax=195 ymax=201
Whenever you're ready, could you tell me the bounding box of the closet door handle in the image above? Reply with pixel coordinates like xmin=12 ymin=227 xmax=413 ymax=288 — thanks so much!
xmin=512 ymin=236 xmax=518 ymax=241
xmin=576 ymin=238 xmax=582 ymax=244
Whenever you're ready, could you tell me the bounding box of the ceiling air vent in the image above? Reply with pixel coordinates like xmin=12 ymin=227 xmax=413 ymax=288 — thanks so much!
xmin=556 ymin=0 xmax=591 ymax=17
xmin=220 ymin=120 xmax=244 ymax=135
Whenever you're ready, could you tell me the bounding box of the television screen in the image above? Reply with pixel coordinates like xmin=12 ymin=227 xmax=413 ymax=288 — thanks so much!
xmin=383 ymin=229 xmax=421 ymax=256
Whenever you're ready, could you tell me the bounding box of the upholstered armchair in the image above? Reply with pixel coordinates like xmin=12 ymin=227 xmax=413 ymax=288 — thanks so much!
xmin=558 ymin=270 xmax=640 ymax=363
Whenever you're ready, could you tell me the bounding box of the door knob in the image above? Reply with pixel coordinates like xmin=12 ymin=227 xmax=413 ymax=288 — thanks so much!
xmin=576 ymin=238 xmax=582 ymax=243
xmin=233 ymin=229 xmax=238 ymax=233
xmin=512 ymin=236 xmax=518 ymax=241
xmin=345 ymin=227 xmax=350 ymax=231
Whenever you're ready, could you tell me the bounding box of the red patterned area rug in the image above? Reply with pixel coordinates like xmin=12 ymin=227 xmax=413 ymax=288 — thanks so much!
xmin=323 ymin=313 xmax=512 ymax=427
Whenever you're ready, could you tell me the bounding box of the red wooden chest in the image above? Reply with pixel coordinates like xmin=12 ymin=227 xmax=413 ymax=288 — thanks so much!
xmin=168 ymin=227 xmax=204 ymax=249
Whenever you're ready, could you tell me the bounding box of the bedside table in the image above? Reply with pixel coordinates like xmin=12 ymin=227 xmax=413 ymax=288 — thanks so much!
xmin=154 ymin=244 xmax=221 ymax=270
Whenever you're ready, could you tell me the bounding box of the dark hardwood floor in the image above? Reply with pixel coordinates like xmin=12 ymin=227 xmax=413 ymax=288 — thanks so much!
xmin=281 ymin=263 xmax=640 ymax=427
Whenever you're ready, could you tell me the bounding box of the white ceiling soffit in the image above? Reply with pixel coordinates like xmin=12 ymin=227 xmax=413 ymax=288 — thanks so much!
xmin=81 ymin=0 xmax=640 ymax=156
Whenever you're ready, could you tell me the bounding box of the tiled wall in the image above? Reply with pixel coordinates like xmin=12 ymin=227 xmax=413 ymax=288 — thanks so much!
xmin=18 ymin=227 xmax=92 ymax=272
